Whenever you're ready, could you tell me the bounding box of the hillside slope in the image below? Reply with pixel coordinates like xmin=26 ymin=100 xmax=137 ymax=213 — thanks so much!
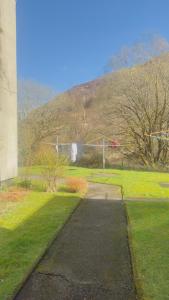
xmin=19 ymin=53 xmax=169 ymax=165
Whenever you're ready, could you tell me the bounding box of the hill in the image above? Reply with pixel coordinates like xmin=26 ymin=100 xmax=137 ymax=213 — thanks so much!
xmin=19 ymin=53 xmax=169 ymax=166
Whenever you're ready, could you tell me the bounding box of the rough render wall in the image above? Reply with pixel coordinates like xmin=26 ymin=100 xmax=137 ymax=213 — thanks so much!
xmin=0 ymin=0 xmax=17 ymax=181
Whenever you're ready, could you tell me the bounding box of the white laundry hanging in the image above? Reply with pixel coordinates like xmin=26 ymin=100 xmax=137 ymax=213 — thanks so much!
xmin=71 ymin=143 xmax=78 ymax=162
xmin=56 ymin=145 xmax=59 ymax=153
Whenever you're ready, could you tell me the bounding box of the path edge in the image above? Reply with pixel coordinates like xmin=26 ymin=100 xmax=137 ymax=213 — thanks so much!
xmin=12 ymin=198 xmax=82 ymax=300
xmin=124 ymin=200 xmax=144 ymax=300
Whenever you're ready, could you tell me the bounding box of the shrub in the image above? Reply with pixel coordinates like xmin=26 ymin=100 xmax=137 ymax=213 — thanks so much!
xmin=66 ymin=177 xmax=88 ymax=194
xmin=77 ymin=152 xmax=103 ymax=168
xmin=30 ymin=179 xmax=47 ymax=192
xmin=17 ymin=179 xmax=32 ymax=189
xmin=33 ymin=145 xmax=68 ymax=192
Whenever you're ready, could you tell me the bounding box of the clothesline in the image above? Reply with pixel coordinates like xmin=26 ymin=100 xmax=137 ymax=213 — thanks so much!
xmin=42 ymin=139 xmax=130 ymax=167
xmin=145 ymin=130 xmax=169 ymax=142
xmin=148 ymin=135 xmax=169 ymax=141
xmin=145 ymin=129 xmax=169 ymax=136
xmin=43 ymin=142 xmax=129 ymax=147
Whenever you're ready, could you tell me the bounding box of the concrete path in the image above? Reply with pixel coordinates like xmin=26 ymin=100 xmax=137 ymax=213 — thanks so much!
xmin=15 ymin=183 xmax=136 ymax=300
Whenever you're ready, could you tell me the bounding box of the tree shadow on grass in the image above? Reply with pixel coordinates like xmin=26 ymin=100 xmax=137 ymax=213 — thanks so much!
xmin=0 ymin=194 xmax=79 ymax=299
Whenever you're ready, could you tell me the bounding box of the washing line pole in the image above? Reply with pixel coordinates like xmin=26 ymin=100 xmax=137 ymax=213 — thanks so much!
xmin=56 ymin=136 xmax=59 ymax=154
xmin=42 ymin=137 xmax=130 ymax=169
xmin=102 ymin=138 xmax=106 ymax=169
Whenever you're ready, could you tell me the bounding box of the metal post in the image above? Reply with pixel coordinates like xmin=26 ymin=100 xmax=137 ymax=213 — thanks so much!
xmin=102 ymin=138 xmax=105 ymax=169
xmin=56 ymin=136 xmax=59 ymax=154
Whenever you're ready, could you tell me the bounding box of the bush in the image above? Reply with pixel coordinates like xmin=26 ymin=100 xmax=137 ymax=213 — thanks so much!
xmin=17 ymin=179 xmax=32 ymax=189
xmin=66 ymin=177 xmax=88 ymax=194
xmin=33 ymin=145 xmax=68 ymax=192
xmin=76 ymin=152 xmax=103 ymax=168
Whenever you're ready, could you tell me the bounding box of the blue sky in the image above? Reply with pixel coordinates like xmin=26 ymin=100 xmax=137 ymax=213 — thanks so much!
xmin=17 ymin=0 xmax=169 ymax=92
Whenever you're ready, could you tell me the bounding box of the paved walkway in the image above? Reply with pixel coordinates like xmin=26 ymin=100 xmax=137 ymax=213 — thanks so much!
xmin=15 ymin=183 xmax=136 ymax=300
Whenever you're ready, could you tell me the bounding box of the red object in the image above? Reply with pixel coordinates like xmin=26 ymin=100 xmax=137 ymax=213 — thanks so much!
xmin=111 ymin=140 xmax=120 ymax=149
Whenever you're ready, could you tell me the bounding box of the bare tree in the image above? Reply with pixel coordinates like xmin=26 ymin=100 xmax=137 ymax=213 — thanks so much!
xmin=119 ymin=61 xmax=169 ymax=167
xmin=108 ymin=35 xmax=169 ymax=72
xmin=18 ymin=80 xmax=56 ymax=119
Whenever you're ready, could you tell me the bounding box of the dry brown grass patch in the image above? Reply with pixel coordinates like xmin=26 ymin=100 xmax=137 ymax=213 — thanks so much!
xmin=0 ymin=187 xmax=29 ymax=202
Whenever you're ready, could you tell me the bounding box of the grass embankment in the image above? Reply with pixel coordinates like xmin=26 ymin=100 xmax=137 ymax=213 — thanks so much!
xmin=0 ymin=191 xmax=80 ymax=300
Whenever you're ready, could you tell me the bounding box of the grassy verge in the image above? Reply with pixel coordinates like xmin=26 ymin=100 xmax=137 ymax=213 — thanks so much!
xmin=90 ymin=169 xmax=169 ymax=199
xmin=21 ymin=166 xmax=169 ymax=199
xmin=126 ymin=201 xmax=169 ymax=300
xmin=0 ymin=191 xmax=80 ymax=300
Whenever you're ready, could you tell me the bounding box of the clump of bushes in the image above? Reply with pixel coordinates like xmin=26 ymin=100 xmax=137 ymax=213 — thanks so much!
xmin=65 ymin=177 xmax=88 ymax=194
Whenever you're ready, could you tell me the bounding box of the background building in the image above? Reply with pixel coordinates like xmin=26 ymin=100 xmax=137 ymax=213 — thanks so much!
xmin=0 ymin=0 xmax=17 ymax=181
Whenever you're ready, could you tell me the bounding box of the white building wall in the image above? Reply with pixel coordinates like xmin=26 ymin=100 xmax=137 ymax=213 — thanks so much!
xmin=0 ymin=0 xmax=17 ymax=181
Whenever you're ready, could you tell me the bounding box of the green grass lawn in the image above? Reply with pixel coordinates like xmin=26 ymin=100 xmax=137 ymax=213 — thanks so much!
xmin=91 ymin=169 xmax=169 ymax=199
xmin=22 ymin=165 xmax=169 ymax=199
xmin=0 ymin=191 xmax=80 ymax=300
xmin=18 ymin=165 xmax=169 ymax=300
xmin=127 ymin=201 xmax=169 ymax=300
xmin=20 ymin=165 xmax=94 ymax=178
